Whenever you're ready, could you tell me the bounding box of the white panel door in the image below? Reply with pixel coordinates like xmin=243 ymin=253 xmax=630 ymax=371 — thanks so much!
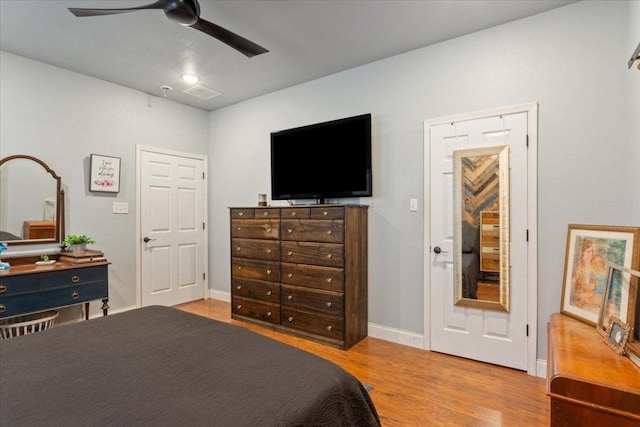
xmin=140 ymin=149 xmax=206 ymax=307
xmin=429 ymin=111 xmax=529 ymax=370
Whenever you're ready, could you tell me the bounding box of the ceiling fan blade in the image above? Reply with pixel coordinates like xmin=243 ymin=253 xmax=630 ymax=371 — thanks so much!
xmin=190 ymin=18 xmax=268 ymax=58
xmin=69 ymin=1 xmax=166 ymax=18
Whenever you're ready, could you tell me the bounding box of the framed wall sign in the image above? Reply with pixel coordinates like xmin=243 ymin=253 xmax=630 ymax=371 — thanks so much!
xmin=561 ymin=224 xmax=640 ymax=326
xmin=90 ymin=154 xmax=121 ymax=193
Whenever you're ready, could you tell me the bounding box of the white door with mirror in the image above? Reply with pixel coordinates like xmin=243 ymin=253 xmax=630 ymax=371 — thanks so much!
xmin=424 ymin=104 xmax=538 ymax=373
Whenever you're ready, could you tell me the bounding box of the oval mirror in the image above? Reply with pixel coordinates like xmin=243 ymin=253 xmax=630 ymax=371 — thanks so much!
xmin=0 ymin=155 xmax=64 ymax=245
xmin=452 ymin=145 xmax=510 ymax=311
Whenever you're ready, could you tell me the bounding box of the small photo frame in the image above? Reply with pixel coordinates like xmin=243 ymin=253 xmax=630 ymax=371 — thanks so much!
xmin=561 ymin=224 xmax=640 ymax=326
xmin=596 ymin=262 xmax=640 ymax=336
xmin=603 ymin=316 xmax=630 ymax=355
xmin=90 ymin=154 xmax=121 ymax=193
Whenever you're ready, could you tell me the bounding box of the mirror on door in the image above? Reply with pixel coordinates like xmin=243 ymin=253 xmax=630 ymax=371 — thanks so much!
xmin=452 ymin=145 xmax=510 ymax=312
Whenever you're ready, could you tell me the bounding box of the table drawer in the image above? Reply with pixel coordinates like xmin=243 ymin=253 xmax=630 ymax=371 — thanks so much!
xmin=230 ymin=208 xmax=254 ymax=219
xmin=255 ymin=208 xmax=280 ymax=219
xmin=0 ymin=274 xmax=39 ymax=296
xmin=282 ymin=307 xmax=344 ymax=341
xmin=232 ymin=296 xmax=280 ymax=324
xmin=281 ymin=262 xmax=343 ymax=292
xmin=310 ymin=207 xmax=344 ymax=219
xmin=232 ymin=258 xmax=280 ymax=282
xmin=232 ymin=277 xmax=280 ymax=303
xmin=0 ymin=282 xmax=107 ymax=318
xmin=281 ymin=219 xmax=344 ymax=243
xmin=281 ymin=241 xmax=343 ymax=267
xmin=232 ymin=238 xmax=280 ymax=261
xmin=281 ymin=285 xmax=343 ymax=316
xmin=281 ymin=207 xmax=310 ymax=219
xmin=40 ymin=265 xmax=107 ymax=289
xmin=232 ymin=219 xmax=280 ymax=240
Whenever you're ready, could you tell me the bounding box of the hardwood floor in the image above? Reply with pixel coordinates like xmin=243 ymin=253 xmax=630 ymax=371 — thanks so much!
xmin=175 ymin=299 xmax=549 ymax=427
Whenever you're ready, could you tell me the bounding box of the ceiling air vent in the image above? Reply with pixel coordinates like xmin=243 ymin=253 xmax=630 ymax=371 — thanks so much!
xmin=183 ymin=85 xmax=221 ymax=100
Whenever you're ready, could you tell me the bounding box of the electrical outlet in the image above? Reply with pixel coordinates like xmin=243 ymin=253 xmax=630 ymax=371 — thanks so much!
xmin=113 ymin=202 xmax=129 ymax=214
xmin=409 ymin=198 xmax=418 ymax=212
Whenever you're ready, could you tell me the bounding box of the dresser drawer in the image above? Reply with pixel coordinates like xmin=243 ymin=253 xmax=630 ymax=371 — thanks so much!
xmin=232 ymin=219 xmax=280 ymax=240
xmin=230 ymin=208 xmax=255 ymax=219
xmin=281 ymin=207 xmax=310 ymax=219
xmin=0 ymin=274 xmax=39 ymax=296
xmin=232 ymin=296 xmax=280 ymax=324
xmin=281 ymin=262 xmax=343 ymax=292
xmin=281 ymin=219 xmax=344 ymax=243
xmin=232 ymin=238 xmax=280 ymax=261
xmin=255 ymin=208 xmax=280 ymax=219
xmin=281 ymin=285 xmax=343 ymax=316
xmin=40 ymin=265 xmax=107 ymax=290
xmin=310 ymin=207 xmax=344 ymax=219
xmin=232 ymin=258 xmax=280 ymax=282
xmin=0 ymin=282 xmax=108 ymax=318
xmin=282 ymin=307 xmax=344 ymax=340
xmin=281 ymin=241 xmax=344 ymax=267
xmin=232 ymin=277 xmax=280 ymax=303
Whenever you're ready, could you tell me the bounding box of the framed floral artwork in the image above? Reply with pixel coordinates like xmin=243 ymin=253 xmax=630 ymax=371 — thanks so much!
xmin=560 ymin=224 xmax=640 ymax=326
xmin=90 ymin=154 xmax=121 ymax=193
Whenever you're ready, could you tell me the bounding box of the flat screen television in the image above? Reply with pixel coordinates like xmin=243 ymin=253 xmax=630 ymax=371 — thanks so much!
xmin=270 ymin=113 xmax=372 ymax=203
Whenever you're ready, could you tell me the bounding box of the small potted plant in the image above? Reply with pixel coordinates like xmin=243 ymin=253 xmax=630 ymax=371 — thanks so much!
xmin=62 ymin=234 xmax=96 ymax=254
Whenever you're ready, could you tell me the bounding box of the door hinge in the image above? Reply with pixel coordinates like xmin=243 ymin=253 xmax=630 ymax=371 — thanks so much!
xmin=526 ymin=324 xmax=529 ymax=337
xmin=203 ymin=222 xmax=206 ymax=230
xmin=526 ymin=134 xmax=529 ymax=147
xmin=203 ymin=272 xmax=206 ymax=280
xmin=202 ymin=172 xmax=205 ymax=179
xmin=526 ymin=229 xmax=529 ymax=242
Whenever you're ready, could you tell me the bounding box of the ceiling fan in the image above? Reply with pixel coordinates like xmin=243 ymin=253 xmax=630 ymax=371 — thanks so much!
xmin=68 ymin=0 xmax=268 ymax=58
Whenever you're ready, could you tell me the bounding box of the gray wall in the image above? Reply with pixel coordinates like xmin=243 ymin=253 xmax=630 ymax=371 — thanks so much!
xmin=0 ymin=51 xmax=209 ymax=318
xmin=630 ymin=0 xmax=640 ymax=222
xmin=208 ymin=1 xmax=638 ymax=359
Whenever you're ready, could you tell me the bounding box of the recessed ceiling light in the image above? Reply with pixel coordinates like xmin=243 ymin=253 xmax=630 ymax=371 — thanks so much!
xmin=181 ymin=74 xmax=199 ymax=84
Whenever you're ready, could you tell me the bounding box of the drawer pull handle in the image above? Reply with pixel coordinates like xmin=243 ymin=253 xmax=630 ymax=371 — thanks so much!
xmin=288 ymin=316 xmax=293 ymax=322
xmin=266 ymin=269 xmax=272 ymax=275
xmin=326 ymin=230 xmax=332 ymax=235
xmin=266 ymin=249 xmax=272 ymax=254
xmin=287 ymin=251 xmax=293 ymax=256
xmin=266 ymin=290 xmax=272 ymax=296
xmin=238 ymin=212 xmax=244 ymax=216
xmin=326 ymin=302 xmax=332 ymax=307
xmin=326 ymin=325 xmax=332 ymax=331
xmin=267 ymin=311 xmax=272 ymax=316
xmin=326 ymin=254 xmax=332 ymax=259
xmin=263 ymin=212 xmax=269 ymax=216
xmin=237 ymin=266 xmax=242 ymax=270
xmin=237 ymin=304 xmax=242 ymax=309
xmin=0 ymin=305 xmax=5 ymax=313
xmin=326 ymin=278 xmax=332 ymax=283
xmin=267 ymin=228 xmax=272 ymax=232
xmin=72 ymin=275 xmax=80 ymax=283
xmin=0 ymin=285 xmax=6 ymax=293
xmin=287 ymin=229 xmax=293 ymax=233
xmin=323 ymin=211 xmax=328 ymax=216
xmin=287 ymin=295 xmax=292 ymax=300
xmin=236 ymin=285 xmax=242 ymax=290
xmin=236 ymin=247 xmax=241 ymax=251
xmin=291 ymin=212 xmax=297 ymax=216
xmin=237 ymin=227 xmax=241 ymax=231
xmin=72 ymin=292 xmax=80 ymax=300
xmin=287 ymin=273 xmax=293 ymax=278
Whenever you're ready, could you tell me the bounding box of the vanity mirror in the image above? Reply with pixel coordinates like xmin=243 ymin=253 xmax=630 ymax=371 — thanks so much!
xmin=452 ymin=145 xmax=510 ymax=311
xmin=0 ymin=155 xmax=64 ymax=245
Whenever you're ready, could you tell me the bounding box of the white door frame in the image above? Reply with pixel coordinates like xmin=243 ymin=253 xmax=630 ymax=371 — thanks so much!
xmin=135 ymin=145 xmax=209 ymax=308
xmin=423 ymin=103 xmax=538 ymax=376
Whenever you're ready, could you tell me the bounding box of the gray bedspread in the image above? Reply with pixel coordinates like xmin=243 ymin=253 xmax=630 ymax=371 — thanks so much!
xmin=0 ymin=306 xmax=380 ymax=427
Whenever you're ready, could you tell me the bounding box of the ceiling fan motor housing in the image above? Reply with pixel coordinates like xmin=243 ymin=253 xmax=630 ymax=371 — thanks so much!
xmin=165 ymin=0 xmax=200 ymax=25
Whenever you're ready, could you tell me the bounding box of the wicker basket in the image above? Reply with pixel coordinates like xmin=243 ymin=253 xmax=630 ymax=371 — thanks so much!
xmin=0 ymin=310 xmax=59 ymax=339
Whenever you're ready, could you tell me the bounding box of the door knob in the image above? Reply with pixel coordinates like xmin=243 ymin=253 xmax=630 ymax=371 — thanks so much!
xmin=433 ymin=246 xmax=448 ymax=254
xmin=143 ymin=237 xmax=156 ymax=243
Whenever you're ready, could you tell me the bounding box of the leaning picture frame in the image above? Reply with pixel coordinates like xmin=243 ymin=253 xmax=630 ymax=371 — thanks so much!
xmin=561 ymin=224 xmax=640 ymax=326
xmin=603 ymin=316 xmax=631 ymax=355
xmin=596 ymin=262 xmax=640 ymax=336
xmin=90 ymin=154 xmax=121 ymax=193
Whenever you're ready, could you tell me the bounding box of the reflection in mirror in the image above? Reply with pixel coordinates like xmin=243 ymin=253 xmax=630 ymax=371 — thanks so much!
xmin=453 ymin=145 xmax=510 ymax=312
xmin=0 ymin=155 xmax=63 ymax=245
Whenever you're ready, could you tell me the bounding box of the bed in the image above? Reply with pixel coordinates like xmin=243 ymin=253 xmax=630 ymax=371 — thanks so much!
xmin=0 ymin=305 xmax=381 ymax=427
xmin=461 ymin=220 xmax=480 ymax=299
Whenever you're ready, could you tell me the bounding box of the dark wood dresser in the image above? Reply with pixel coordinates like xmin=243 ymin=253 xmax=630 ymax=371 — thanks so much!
xmin=230 ymin=205 xmax=368 ymax=349
xmin=0 ymin=258 xmax=109 ymax=320
xmin=547 ymin=313 xmax=640 ymax=426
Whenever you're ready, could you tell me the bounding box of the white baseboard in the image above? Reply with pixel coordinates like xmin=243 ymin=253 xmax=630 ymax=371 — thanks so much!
xmin=208 ymin=289 xmax=230 ymax=302
xmin=536 ymin=358 xmax=547 ymax=378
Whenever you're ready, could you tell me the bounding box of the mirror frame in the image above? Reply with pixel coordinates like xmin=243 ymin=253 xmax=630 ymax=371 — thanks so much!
xmin=452 ymin=145 xmax=510 ymax=312
xmin=0 ymin=154 xmax=65 ymax=245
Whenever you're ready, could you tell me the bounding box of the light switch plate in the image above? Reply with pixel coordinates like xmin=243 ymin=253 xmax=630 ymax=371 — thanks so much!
xmin=113 ymin=202 xmax=129 ymax=214
xmin=409 ymin=198 xmax=418 ymax=212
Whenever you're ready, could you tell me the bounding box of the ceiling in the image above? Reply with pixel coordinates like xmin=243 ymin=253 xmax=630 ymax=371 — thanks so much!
xmin=0 ymin=0 xmax=576 ymax=112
